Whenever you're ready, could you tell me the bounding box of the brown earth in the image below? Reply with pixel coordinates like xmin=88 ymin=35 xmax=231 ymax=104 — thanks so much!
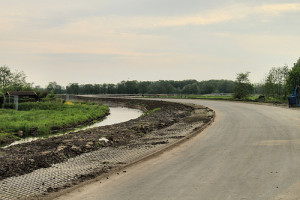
xmin=0 ymin=97 xmax=211 ymax=181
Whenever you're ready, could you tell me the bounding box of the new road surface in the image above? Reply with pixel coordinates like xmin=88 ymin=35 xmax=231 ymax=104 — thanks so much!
xmin=56 ymin=99 xmax=300 ymax=200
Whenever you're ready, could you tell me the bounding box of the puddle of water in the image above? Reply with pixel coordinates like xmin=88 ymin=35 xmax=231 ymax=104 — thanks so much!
xmin=3 ymin=107 xmax=143 ymax=148
xmin=81 ymin=107 xmax=143 ymax=129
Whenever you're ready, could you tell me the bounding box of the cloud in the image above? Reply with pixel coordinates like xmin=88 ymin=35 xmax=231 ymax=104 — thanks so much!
xmin=146 ymin=3 xmax=300 ymax=27
xmin=2 ymin=2 xmax=300 ymax=32
xmin=59 ymin=6 xmax=241 ymax=30
xmin=38 ymin=2 xmax=300 ymax=35
xmin=217 ymin=33 xmax=300 ymax=56
xmin=1 ymin=1 xmax=300 ymax=86
xmin=0 ymin=18 xmax=14 ymax=31
xmin=256 ymin=3 xmax=300 ymax=16
xmin=2 ymin=2 xmax=300 ymax=61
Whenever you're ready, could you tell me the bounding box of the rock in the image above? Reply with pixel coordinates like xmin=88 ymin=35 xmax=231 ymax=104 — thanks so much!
xmin=17 ymin=131 xmax=24 ymax=137
xmin=98 ymin=137 xmax=111 ymax=147
xmin=99 ymin=137 xmax=109 ymax=143
xmin=85 ymin=142 xmax=94 ymax=148
xmin=71 ymin=145 xmax=81 ymax=151
xmin=41 ymin=151 xmax=51 ymax=155
xmin=56 ymin=145 xmax=67 ymax=152
xmin=159 ymin=123 xmax=166 ymax=127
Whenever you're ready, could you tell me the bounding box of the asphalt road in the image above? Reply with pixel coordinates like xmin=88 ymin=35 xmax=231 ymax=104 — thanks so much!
xmin=56 ymin=100 xmax=300 ymax=200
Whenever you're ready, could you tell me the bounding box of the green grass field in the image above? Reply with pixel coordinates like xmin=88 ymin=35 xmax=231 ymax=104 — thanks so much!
xmin=0 ymin=101 xmax=109 ymax=143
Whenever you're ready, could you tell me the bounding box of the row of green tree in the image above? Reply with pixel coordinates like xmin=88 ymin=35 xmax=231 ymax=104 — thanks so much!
xmin=0 ymin=65 xmax=235 ymax=97
xmin=233 ymin=58 xmax=300 ymax=100
xmin=62 ymin=79 xmax=235 ymax=95
xmin=261 ymin=59 xmax=300 ymax=99
xmin=1 ymin=57 xmax=300 ymax=100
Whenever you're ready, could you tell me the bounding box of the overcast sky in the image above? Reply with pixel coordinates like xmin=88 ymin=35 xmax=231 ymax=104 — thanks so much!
xmin=1 ymin=0 xmax=300 ymax=87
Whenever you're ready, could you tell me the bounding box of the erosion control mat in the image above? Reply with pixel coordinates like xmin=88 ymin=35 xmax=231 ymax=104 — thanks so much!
xmin=0 ymin=97 xmax=214 ymax=200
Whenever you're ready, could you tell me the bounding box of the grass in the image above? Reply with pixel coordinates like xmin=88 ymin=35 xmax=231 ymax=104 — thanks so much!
xmin=142 ymin=108 xmax=161 ymax=116
xmin=0 ymin=101 xmax=109 ymax=140
xmin=0 ymin=132 xmax=19 ymax=144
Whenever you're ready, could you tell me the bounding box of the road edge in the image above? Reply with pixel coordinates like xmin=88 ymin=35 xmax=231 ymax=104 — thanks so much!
xmin=41 ymin=104 xmax=216 ymax=200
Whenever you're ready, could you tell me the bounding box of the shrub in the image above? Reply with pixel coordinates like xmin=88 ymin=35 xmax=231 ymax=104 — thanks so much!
xmin=36 ymin=90 xmax=48 ymax=99
xmin=143 ymin=108 xmax=161 ymax=116
xmin=0 ymin=92 xmax=4 ymax=108
xmin=19 ymin=98 xmax=38 ymax=103
xmin=18 ymin=102 xmax=65 ymax=111
xmin=233 ymin=72 xmax=254 ymax=99
xmin=47 ymin=90 xmax=55 ymax=99
xmin=3 ymin=103 xmax=14 ymax=109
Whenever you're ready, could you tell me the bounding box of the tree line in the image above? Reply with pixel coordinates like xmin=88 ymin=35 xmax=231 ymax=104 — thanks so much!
xmin=254 ymin=58 xmax=299 ymax=100
xmin=1 ymin=57 xmax=300 ymax=101
xmin=62 ymin=79 xmax=235 ymax=95
xmin=0 ymin=65 xmax=235 ymax=98
xmin=233 ymin=58 xmax=300 ymax=100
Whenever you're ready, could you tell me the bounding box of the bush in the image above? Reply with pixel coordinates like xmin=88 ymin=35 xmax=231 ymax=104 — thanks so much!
xmin=3 ymin=103 xmax=14 ymax=109
xmin=18 ymin=102 xmax=66 ymax=111
xmin=233 ymin=83 xmax=254 ymax=99
xmin=19 ymin=98 xmax=38 ymax=103
xmin=143 ymin=108 xmax=161 ymax=116
xmin=233 ymin=72 xmax=254 ymax=99
xmin=286 ymin=58 xmax=300 ymax=93
xmin=47 ymin=90 xmax=56 ymax=99
xmin=0 ymin=92 xmax=4 ymax=108
xmin=36 ymin=90 xmax=48 ymax=99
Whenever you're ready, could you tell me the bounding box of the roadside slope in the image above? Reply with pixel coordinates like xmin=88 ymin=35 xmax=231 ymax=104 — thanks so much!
xmin=57 ymin=99 xmax=300 ymax=200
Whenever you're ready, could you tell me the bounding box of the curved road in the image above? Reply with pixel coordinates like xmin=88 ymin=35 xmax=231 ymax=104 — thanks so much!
xmin=57 ymin=99 xmax=300 ymax=200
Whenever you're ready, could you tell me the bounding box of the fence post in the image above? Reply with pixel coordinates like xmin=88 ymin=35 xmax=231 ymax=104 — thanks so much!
xmin=14 ymin=95 xmax=18 ymax=111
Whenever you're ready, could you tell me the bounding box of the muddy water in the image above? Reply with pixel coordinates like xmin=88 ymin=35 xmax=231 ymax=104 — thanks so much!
xmin=4 ymin=107 xmax=143 ymax=148
xmin=81 ymin=107 xmax=143 ymax=129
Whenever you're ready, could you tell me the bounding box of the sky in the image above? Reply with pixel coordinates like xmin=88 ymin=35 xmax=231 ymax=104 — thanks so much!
xmin=1 ymin=0 xmax=300 ymax=87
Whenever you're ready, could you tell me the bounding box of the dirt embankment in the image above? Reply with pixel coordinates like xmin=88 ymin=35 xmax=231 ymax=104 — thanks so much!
xmin=0 ymin=97 xmax=201 ymax=180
